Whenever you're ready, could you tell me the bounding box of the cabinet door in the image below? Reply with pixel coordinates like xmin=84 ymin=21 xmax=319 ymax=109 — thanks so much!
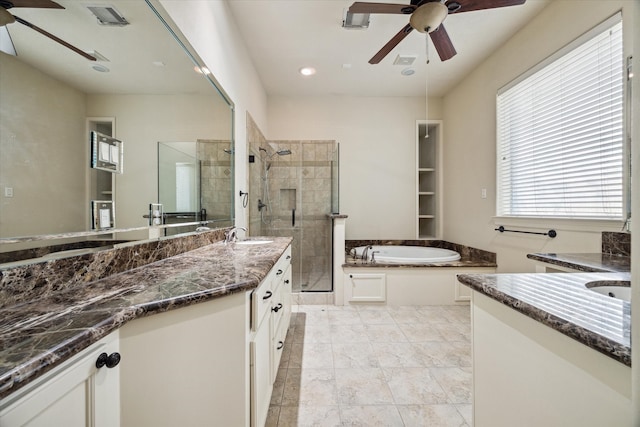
xmin=0 ymin=332 xmax=120 ymax=427
xmin=251 ymin=319 xmax=272 ymax=427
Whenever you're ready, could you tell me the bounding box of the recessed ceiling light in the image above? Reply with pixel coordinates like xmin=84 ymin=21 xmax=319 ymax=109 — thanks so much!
xmin=401 ymin=68 xmax=415 ymax=76
xmin=299 ymin=67 xmax=316 ymax=76
xmin=91 ymin=63 xmax=110 ymax=73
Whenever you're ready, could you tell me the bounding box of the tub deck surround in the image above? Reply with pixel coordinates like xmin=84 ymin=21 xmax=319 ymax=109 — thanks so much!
xmin=0 ymin=228 xmax=230 ymax=308
xmin=0 ymin=237 xmax=292 ymax=399
xmin=527 ymin=252 xmax=631 ymax=273
xmin=344 ymin=240 xmax=496 ymax=268
xmin=457 ymin=271 xmax=631 ymax=366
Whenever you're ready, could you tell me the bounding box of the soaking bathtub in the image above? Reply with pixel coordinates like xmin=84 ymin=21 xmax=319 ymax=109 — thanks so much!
xmin=342 ymin=243 xmax=496 ymax=306
xmin=351 ymin=245 xmax=461 ymax=264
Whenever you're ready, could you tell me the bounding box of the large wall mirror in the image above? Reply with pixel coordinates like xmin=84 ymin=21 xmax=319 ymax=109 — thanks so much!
xmin=0 ymin=0 xmax=234 ymax=253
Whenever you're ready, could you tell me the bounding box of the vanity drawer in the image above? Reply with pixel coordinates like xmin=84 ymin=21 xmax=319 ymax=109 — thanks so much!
xmin=252 ymin=276 xmax=275 ymax=331
xmin=251 ymin=247 xmax=292 ymax=331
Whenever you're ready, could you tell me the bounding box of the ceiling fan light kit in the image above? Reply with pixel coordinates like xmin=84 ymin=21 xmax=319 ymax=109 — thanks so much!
xmin=348 ymin=0 xmax=527 ymax=64
xmin=409 ymin=2 xmax=447 ymax=33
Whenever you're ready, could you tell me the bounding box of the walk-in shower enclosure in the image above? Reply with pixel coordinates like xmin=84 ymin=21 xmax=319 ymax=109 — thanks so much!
xmin=249 ymin=141 xmax=339 ymax=292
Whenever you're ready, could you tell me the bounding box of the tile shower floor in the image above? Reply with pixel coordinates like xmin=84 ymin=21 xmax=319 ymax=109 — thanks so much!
xmin=267 ymin=304 xmax=472 ymax=427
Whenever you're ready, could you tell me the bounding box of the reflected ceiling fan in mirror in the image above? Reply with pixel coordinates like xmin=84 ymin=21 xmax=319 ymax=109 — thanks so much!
xmin=349 ymin=0 xmax=526 ymax=64
xmin=0 ymin=0 xmax=96 ymax=60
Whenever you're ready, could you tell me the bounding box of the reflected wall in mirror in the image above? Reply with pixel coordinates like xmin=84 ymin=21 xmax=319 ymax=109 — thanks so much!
xmin=0 ymin=0 xmax=234 ymax=250
xmin=158 ymin=140 xmax=233 ymax=236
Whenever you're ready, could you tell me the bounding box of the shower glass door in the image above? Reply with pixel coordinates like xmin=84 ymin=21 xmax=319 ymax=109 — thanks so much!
xmin=249 ymin=140 xmax=338 ymax=292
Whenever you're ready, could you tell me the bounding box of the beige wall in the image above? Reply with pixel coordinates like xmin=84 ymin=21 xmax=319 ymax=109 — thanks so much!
xmin=161 ymin=0 xmax=269 ymax=231
xmin=268 ymin=95 xmax=442 ymax=239
xmin=87 ymin=94 xmax=227 ymax=232
xmin=442 ymin=0 xmax=635 ymax=273
xmin=0 ymin=53 xmax=87 ymax=237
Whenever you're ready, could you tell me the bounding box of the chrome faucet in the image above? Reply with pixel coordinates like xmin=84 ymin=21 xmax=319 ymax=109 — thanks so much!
xmin=361 ymin=245 xmax=373 ymax=262
xmin=370 ymin=250 xmax=380 ymax=264
xmin=225 ymin=226 xmax=247 ymax=243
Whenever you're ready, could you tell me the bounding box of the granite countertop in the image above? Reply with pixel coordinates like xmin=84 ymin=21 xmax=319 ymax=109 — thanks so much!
xmin=0 ymin=237 xmax=292 ymax=399
xmin=527 ymin=252 xmax=631 ymax=273
xmin=457 ymin=271 xmax=631 ymax=366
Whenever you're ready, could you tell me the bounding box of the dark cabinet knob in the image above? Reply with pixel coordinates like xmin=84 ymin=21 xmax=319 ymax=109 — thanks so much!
xmin=272 ymin=303 xmax=283 ymax=313
xmin=277 ymin=341 xmax=284 ymax=350
xmin=262 ymin=291 xmax=272 ymax=300
xmin=106 ymin=352 xmax=121 ymax=368
xmin=96 ymin=352 xmax=108 ymax=368
xmin=276 ymin=269 xmax=283 ymax=275
xmin=96 ymin=352 xmax=121 ymax=369
xmin=284 ymin=280 xmax=290 ymax=284
xmin=286 ymin=255 xmax=291 ymax=260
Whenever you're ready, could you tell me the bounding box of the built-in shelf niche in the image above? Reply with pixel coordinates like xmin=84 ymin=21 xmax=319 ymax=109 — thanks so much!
xmin=416 ymin=120 xmax=442 ymax=239
xmin=87 ymin=117 xmax=116 ymax=232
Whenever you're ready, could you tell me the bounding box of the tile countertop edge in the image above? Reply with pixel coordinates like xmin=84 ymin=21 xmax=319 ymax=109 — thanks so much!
xmin=457 ymin=273 xmax=631 ymax=367
xmin=0 ymin=237 xmax=291 ymax=400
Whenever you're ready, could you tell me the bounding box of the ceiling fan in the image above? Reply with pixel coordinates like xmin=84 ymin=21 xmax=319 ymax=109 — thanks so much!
xmin=0 ymin=0 xmax=96 ymax=60
xmin=349 ymin=0 xmax=526 ymax=64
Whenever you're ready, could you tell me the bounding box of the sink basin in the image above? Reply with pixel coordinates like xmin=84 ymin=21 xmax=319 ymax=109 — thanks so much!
xmin=235 ymin=240 xmax=273 ymax=245
xmin=585 ymin=281 xmax=631 ymax=302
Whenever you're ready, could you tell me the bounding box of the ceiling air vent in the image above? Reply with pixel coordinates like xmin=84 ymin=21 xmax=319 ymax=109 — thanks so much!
xmin=393 ymin=55 xmax=417 ymax=66
xmin=342 ymin=10 xmax=369 ymax=30
xmin=86 ymin=5 xmax=129 ymax=26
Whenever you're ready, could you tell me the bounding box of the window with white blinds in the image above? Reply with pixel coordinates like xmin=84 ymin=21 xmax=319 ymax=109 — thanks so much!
xmin=497 ymin=14 xmax=624 ymax=219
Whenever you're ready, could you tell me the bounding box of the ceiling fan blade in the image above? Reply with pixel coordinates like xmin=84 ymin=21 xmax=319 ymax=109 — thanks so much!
xmin=446 ymin=0 xmax=525 ymax=14
xmin=349 ymin=2 xmax=416 ymax=15
xmin=369 ymin=23 xmax=413 ymax=64
xmin=13 ymin=16 xmax=96 ymax=60
xmin=0 ymin=25 xmax=16 ymax=55
xmin=429 ymin=24 xmax=456 ymax=61
xmin=4 ymin=0 xmax=63 ymax=9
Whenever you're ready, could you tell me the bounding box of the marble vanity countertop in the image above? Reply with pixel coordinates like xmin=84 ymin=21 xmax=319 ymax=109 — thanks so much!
xmin=0 ymin=237 xmax=292 ymax=399
xmin=527 ymin=252 xmax=631 ymax=273
xmin=457 ymin=271 xmax=631 ymax=366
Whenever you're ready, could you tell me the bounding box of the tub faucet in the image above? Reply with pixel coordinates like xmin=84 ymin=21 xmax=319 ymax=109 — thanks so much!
xmin=361 ymin=245 xmax=373 ymax=262
xmin=370 ymin=250 xmax=380 ymax=264
xmin=225 ymin=226 xmax=247 ymax=243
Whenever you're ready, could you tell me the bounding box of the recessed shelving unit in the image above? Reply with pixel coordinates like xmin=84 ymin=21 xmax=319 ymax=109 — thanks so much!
xmin=416 ymin=120 xmax=442 ymax=239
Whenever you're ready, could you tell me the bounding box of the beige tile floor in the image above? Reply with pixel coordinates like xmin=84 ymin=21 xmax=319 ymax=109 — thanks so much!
xmin=267 ymin=304 xmax=472 ymax=427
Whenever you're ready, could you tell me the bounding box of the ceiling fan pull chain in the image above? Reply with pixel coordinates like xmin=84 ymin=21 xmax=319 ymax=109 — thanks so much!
xmin=425 ymin=32 xmax=430 ymax=65
xmin=425 ymin=32 xmax=429 ymax=137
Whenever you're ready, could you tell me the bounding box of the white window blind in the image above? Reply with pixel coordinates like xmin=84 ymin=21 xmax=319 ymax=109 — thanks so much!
xmin=497 ymin=15 xmax=624 ymax=219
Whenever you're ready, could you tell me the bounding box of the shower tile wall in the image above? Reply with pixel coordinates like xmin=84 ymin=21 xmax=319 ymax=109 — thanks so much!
xmin=247 ymin=112 xmax=337 ymax=292
xmin=198 ymin=139 xmax=233 ymax=224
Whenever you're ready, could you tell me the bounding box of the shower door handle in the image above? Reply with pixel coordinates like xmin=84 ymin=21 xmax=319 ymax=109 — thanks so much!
xmin=292 ymin=209 xmax=295 ymax=227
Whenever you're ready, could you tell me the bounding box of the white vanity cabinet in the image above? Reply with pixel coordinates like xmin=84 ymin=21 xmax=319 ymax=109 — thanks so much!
xmin=250 ymin=246 xmax=292 ymax=427
xmin=0 ymin=331 xmax=121 ymax=427
xmin=119 ymin=292 xmax=249 ymax=427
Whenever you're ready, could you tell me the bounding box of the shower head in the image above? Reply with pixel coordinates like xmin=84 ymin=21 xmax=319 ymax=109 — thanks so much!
xmin=259 ymin=147 xmax=291 ymax=158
